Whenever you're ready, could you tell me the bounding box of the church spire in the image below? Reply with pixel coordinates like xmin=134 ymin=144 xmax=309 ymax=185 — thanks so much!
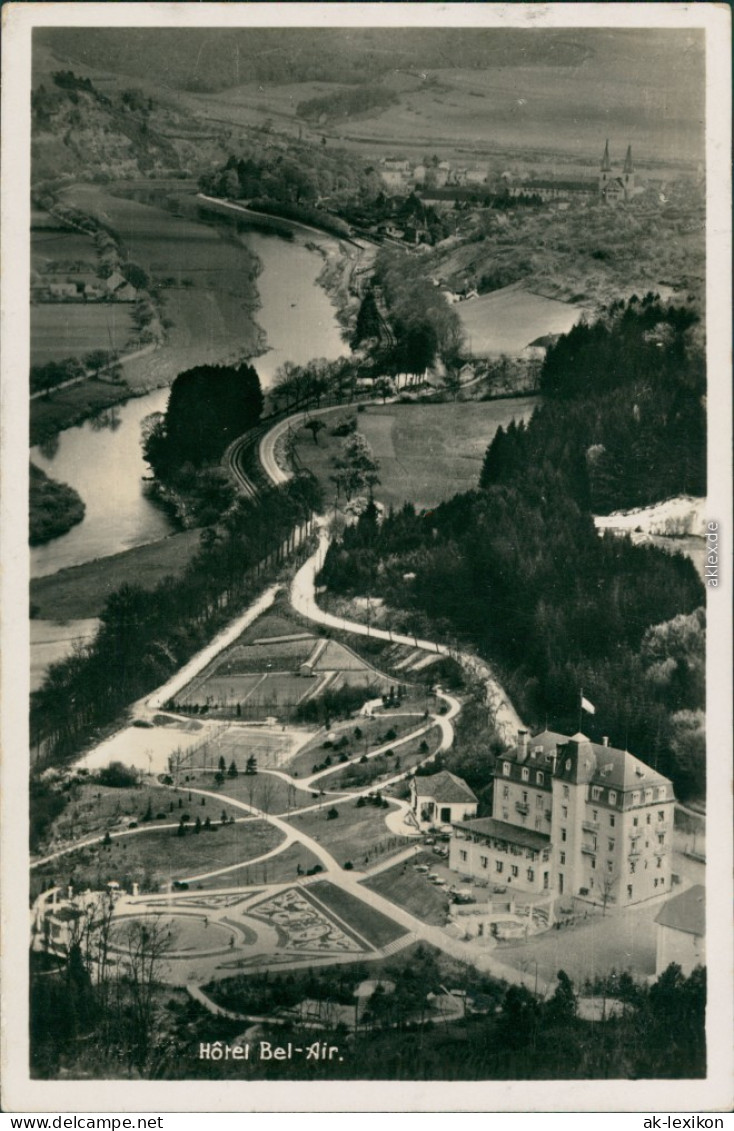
xmin=600 ymin=139 xmax=612 ymax=172
xmin=623 ymin=144 xmax=634 ymax=174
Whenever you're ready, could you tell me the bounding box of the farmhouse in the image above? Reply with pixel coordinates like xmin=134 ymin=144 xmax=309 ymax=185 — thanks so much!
xmin=411 ymin=770 xmax=477 ymax=827
xmin=449 ymin=729 xmax=675 ymax=907
xmin=654 ymin=884 xmax=705 ymax=976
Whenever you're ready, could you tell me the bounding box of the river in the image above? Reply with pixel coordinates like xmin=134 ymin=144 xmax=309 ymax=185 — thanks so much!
xmin=30 ymin=221 xmax=346 ymax=579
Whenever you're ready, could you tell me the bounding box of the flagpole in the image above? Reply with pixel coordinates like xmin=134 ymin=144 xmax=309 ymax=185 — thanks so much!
xmin=578 ymin=689 xmax=583 ymax=735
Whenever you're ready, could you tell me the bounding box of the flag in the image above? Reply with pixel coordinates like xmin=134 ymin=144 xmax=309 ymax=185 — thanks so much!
xmin=581 ymin=695 xmax=596 ymax=715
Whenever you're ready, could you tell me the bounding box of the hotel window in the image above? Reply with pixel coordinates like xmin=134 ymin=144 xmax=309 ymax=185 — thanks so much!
xmin=521 ymin=768 xmax=529 ymax=782
xmin=633 ymin=817 xmax=639 ymax=828
xmin=660 ymin=876 xmax=665 ymax=885
xmin=562 ymin=806 xmax=568 ymax=819
xmin=591 ymin=787 xmax=602 ymax=801
xmin=459 ymin=850 xmax=467 ymax=862
xmin=632 ymin=791 xmax=641 ymax=805
xmin=511 ymin=865 xmax=519 ymax=878
xmin=609 ymin=791 xmax=617 ymax=805
xmin=563 ymin=785 xmax=569 ymax=799
xmin=590 ymin=857 xmax=596 ymax=869
xmin=644 ymin=789 xmax=653 ymax=803
xmin=560 ymin=851 xmax=566 ymax=865
xmin=646 ymin=813 xmax=651 ymax=825
xmin=657 ymin=833 xmax=665 ymax=845
xmin=527 ymin=868 xmax=535 ymax=882
xmin=608 ymin=839 xmax=615 ymax=852
xmin=496 ymin=861 xmax=503 ymax=873
xmin=609 ymin=814 xmax=616 ymax=828
xmin=503 ymin=763 xmax=510 ymax=776
xmin=561 ymin=828 xmax=567 ymax=842
xmin=656 ymin=857 xmax=662 ymax=869
xmin=536 ymin=794 xmax=544 ymax=809
xmin=607 ymin=859 xmax=614 ymax=873
xmin=502 ymin=786 xmax=509 ymax=799
xmin=480 ymin=856 xmax=488 ymax=869
xmin=592 ymin=809 xmax=598 ymax=821
xmin=535 ymin=819 xmax=541 ymax=831
xmin=502 ymin=810 xmax=509 ymax=821
xmin=657 ymin=810 xmax=665 ymax=822
xmin=654 ymin=877 xmax=659 ymax=888
xmin=656 ymin=787 xmax=666 ymax=800
xmin=630 ymin=861 xmax=636 ymax=874
xmin=537 ymin=772 xmax=544 ymax=785
xmin=522 ymin=791 xmax=528 ymax=803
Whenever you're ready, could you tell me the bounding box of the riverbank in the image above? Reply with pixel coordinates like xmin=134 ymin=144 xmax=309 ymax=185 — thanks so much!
xmin=30 ymin=528 xmax=203 ymax=620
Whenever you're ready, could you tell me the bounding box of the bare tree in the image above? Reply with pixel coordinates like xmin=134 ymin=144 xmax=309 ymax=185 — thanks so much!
xmin=117 ymin=915 xmax=172 ymax=1071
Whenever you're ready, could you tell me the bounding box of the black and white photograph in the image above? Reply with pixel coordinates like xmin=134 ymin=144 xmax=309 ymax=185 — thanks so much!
xmin=1 ymin=1 xmax=732 ymax=1114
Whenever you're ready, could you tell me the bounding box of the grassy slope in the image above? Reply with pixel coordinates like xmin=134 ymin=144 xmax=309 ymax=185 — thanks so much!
xmin=30 ymin=529 xmax=202 ymax=619
xmin=293 ymin=400 xmax=539 ymax=512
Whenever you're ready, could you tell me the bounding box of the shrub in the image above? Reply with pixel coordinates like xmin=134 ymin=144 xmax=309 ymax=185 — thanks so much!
xmin=327 ymin=807 xmax=340 ymax=820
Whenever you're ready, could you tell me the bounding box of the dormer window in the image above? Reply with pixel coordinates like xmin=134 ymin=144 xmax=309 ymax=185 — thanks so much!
xmin=537 ymin=771 xmax=544 ymax=785
xmin=565 ymin=759 xmax=571 ymax=771
xmin=502 ymin=762 xmax=511 ymax=776
xmin=632 ymin=791 xmax=641 ymax=805
xmin=644 ymin=789 xmax=653 ymax=803
xmin=609 ymin=790 xmax=617 ymax=805
xmin=656 ymin=787 xmax=666 ymax=800
xmin=591 ymin=786 xmax=602 ymax=801
xmin=521 ymin=767 xmax=529 ymax=782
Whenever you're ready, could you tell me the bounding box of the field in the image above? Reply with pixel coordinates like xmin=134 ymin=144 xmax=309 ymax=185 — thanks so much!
xmin=362 ymin=857 xmax=451 ymax=926
xmin=307 ymin=880 xmax=407 ymax=948
xmin=32 ymin=818 xmax=284 ymax=890
xmin=31 ymin=226 xmax=97 ymax=273
xmin=325 ymin=724 xmax=442 ymax=791
xmin=31 ymin=304 xmax=137 ymax=366
xmin=29 ymin=529 xmax=202 ymax=619
xmin=457 ymin=286 xmax=585 ymax=357
xmin=294 ymin=400 xmax=539 ymax=512
xmin=55 ymin=185 xmax=263 ymax=389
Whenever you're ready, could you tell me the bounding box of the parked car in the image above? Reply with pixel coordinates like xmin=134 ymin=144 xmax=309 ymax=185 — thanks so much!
xmin=414 ymin=864 xmax=429 ymax=873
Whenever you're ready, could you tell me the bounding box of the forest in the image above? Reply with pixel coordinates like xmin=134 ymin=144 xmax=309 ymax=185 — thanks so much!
xmin=318 ymin=299 xmax=706 ymax=799
xmin=296 ymin=85 xmax=397 ymax=123
xmin=29 ymin=463 xmax=85 ymax=546
xmin=30 ymin=931 xmax=705 ymax=1080
xmin=199 ymin=145 xmax=383 ymax=214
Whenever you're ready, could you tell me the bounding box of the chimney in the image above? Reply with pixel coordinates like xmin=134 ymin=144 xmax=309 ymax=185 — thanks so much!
xmin=602 ymin=736 xmax=609 ymax=747
xmin=517 ymin=730 xmax=529 ymax=762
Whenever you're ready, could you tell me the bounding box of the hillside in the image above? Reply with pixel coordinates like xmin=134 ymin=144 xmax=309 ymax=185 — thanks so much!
xmin=36 ymin=28 xmax=704 ymax=167
xmin=30 ymin=64 xmax=230 ymax=184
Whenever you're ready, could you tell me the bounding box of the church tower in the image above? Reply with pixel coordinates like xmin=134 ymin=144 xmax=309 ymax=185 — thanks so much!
xmin=599 ymin=139 xmax=612 ymax=197
xmin=622 ymin=144 xmax=635 ymax=196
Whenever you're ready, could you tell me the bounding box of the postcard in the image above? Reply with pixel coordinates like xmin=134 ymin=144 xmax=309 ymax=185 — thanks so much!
xmin=2 ymin=1 xmax=731 ymax=1115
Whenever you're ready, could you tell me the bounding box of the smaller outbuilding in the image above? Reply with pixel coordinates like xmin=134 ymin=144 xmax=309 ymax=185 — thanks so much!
xmin=411 ymin=770 xmax=478 ymax=827
xmin=654 ymin=884 xmax=705 ymax=976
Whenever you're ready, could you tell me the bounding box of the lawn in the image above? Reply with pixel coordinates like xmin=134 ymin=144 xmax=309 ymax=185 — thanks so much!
xmin=285 ymin=712 xmax=423 ymax=780
xmin=307 ymin=880 xmax=407 ymax=948
xmin=33 ymin=781 xmax=242 ymax=851
xmin=324 ymin=724 xmax=442 ymax=791
xmin=294 ymin=400 xmax=539 ymax=512
xmin=288 ymin=802 xmax=402 ymax=869
xmin=202 ymin=771 xmax=316 ymax=815
xmin=33 ymin=818 xmax=285 ymax=890
xmin=362 ymin=858 xmax=451 ymax=926
xmin=192 ymin=841 xmax=323 ymax=889
xmin=31 ymin=304 xmax=137 ymax=367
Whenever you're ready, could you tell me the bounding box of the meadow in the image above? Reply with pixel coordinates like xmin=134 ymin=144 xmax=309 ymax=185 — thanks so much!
xmin=294 ymin=400 xmax=539 ymax=512
xmin=287 ymin=802 xmax=406 ymax=868
xmin=456 ymin=286 xmax=585 ymax=357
